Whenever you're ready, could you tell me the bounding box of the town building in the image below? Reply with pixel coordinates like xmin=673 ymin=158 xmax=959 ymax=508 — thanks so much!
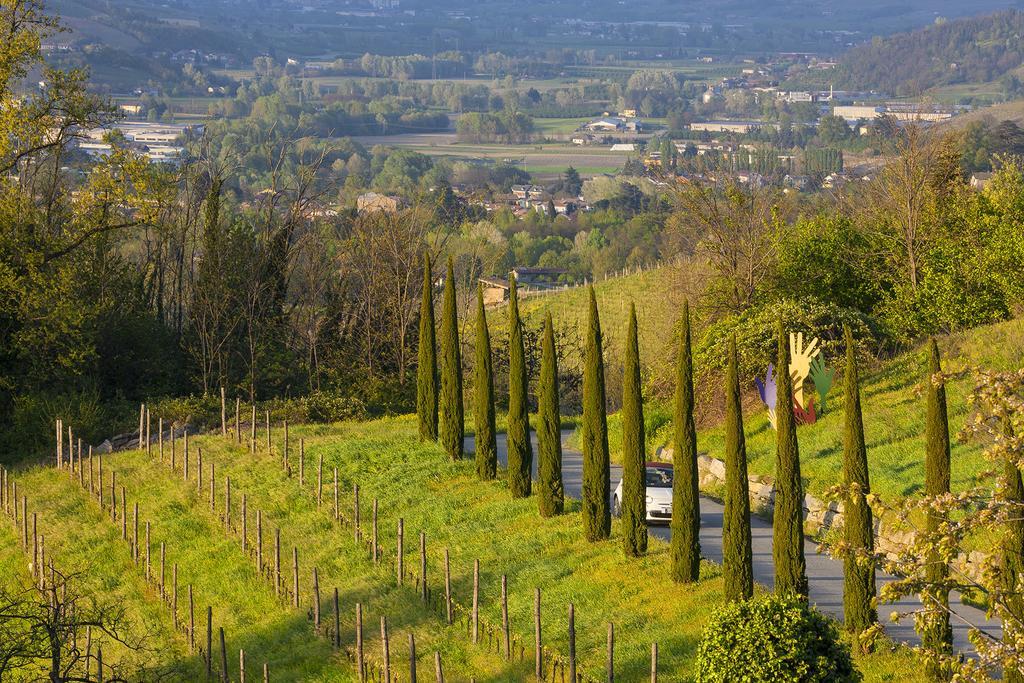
xmin=356 ymin=192 xmax=407 ymax=214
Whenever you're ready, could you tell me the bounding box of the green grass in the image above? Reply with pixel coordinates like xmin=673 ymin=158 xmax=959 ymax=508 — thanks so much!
xmin=2 ymin=417 xmax=923 ymax=681
xmin=532 ymin=118 xmax=590 ymax=135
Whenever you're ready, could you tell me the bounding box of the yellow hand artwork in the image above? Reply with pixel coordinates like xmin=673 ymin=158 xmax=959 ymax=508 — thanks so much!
xmin=788 ymin=332 xmax=821 ymax=409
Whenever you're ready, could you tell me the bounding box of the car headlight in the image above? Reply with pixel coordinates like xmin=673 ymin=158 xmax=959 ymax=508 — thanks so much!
xmin=645 ymin=496 xmax=653 ymax=504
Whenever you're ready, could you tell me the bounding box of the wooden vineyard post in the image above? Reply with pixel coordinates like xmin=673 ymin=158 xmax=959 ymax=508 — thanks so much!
xmin=292 ymin=547 xmax=299 ymax=609
xmin=568 ymin=603 xmax=575 ymax=683
xmin=380 ymin=616 xmax=391 ymax=683
xmin=263 ymin=662 xmax=269 ymax=683
xmin=144 ymin=522 xmax=151 ymax=579
xmin=283 ymin=421 xmax=289 ymax=475
xmin=250 ymin=405 xmax=256 ymax=453
xmin=159 ymin=418 xmax=164 ymax=462
xmin=299 ymin=439 xmax=305 ymax=487
xmin=242 ymin=495 xmax=248 ymax=553
xmin=133 ymin=503 xmax=139 ymax=562
xmin=372 ymin=499 xmax=379 ymax=564
xmin=171 ymin=432 xmax=176 ymax=471
xmin=274 ymin=528 xmax=281 ymax=598
xmin=534 ymin=588 xmax=542 ymax=679
xmin=408 ymin=632 xmax=417 ymax=683
xmin=235 ymin=397 xmax=240 ymax=444
xmin=197 ymin=448 xmax=203 ymax=492
xmin=219 ymin=627 xmax=228 ymax=683
xmin=225 ymin=477 xmax=231 ymax=528
xmin=159 ymin=541 xmax=165 ymax=595
xmin=221 ymin=387 xmax=227 ymax=437
xmin=184 ymin=433 xmax=189 ymax=481
xmin=240 ymin=649 xmax=246 ymax=683
xmin=650 ymin=642 xmax=657 ymax=683
xmin=434 ymin=652 xmax=444 ymax=683
xmin=265 ymin=410 xmax=271 ymax=453
xmin=189 ymin=585 xmax=195 ymax=652
xmin=56 ymin=418 xmax=62 ymax=469
xmin=333 ymin=588 xmax=341 ymax=651
xmin=172 ymin=564 xmax=178 ymax=628
xmin=206 ymin=606 xmax=213 ymax=678
xmin=138 ymin=403 xmax=144 ymax=449
xmin=356 ymin=602 xmax=364 ymax=681
xmin=257 ymin=510 xmax=263 ymax=573
xmin=120 ymin=487 xmax=127 ymax=540
xmin=419 ymin=531 xmax=427 ymax=602
xmin=607 ymin=623 xmax=614 ymax=683
xmin=333 ymin=468 xmax=339 ymax=521
xmin=443 ymin=549 xmax=452 ymax=625
xmin=210 ymin=462 xmax=216 ymax=513
xmin=397 ymin=518 xmax=404 ymax=585
xmin=313 ymin=567 xmax=321 ymax=630
xmin=472 ymin=559 xmax=479 ymax=644
xmin=146 ymin=408 xmax=151 ymax=455
xmin=501 ymin=575 xmax=510 ymax=659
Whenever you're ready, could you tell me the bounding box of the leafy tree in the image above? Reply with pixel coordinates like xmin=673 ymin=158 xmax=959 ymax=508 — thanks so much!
xmin=620 ymin=303 xmax=647 ymax=556
xmin=773 ymin=323 xmax=808 ymax=599
xmin=1001 ymin=416 xmax=1024 ymax=683
xmin=671 ymin=301 xmax=700 ymax=582
xmin=723 ymin=335 xmax=753 ymax=602
xmin=840 ymin=326 xmax=877 ymax=642
xmin=922 ymin=338 xmax=953 ymax=680
xmin=537 ymin=312 xmax=564 ymax=516
xmin=563 ymin=167 xmax=583 ymax=196
xmin=582 ymin=286 xmax=611 ymax=541
xmin=439 ymin=258 xmax=463 ymax=460
xmin=507 ymin=275 xmax=532 ymax=497
xmin=473 ymin=284 xmax=498 ymax=479
xmin=416 ymin=253 xmax=438 ymax=441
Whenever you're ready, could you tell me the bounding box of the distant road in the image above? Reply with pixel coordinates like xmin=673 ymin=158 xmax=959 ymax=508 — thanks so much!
xmin=465 ymin=429 xmax=992 ymax=652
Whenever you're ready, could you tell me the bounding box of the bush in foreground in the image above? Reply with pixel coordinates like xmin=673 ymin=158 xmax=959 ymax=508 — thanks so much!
xmin=695 ymin=594 xmax=860 ymax=683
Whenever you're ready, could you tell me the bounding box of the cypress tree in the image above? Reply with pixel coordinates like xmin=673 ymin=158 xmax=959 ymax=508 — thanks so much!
xmin=582 ymin=286 xmax=611 ymax=542
xmin=1001 ymin=418 xmax=1024 ymax=683
xmin=621 ymin=304 xmax=648 ymax=557
xmin=723 ymin=335 xmax=753 ymax=602
xmin=507 ymin=275 xmax=532 ymax=498
xmin=537 ymin=312 xmax=564 ymax=517
xmin=439 ymin=258 xmax=463 ymax=461
xmin=841 ymin=325 xmax=877 ymax=639
xmin=473 ymin=284 xmax=497 ymax=479
xmin=922 ymin=338 xmax=952 ymax=680
xmin=773 ymin=322 xmax=808 ymax=599
xmin=416 ymin=253 xmax=438 ymax=442
xmin=670 ymin=301 xmax=700 ymax=583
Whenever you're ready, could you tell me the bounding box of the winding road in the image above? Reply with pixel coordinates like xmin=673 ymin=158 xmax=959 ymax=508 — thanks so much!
xmin=465 ymin=429 xmax=992 ymax=653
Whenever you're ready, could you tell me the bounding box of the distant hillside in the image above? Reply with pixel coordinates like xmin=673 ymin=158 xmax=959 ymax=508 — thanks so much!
xmin=836 ymin=10 xmax=1024 ymax=97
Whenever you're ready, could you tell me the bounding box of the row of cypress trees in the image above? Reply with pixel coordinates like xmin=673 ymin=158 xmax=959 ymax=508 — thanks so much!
xmin=414 ymin=259 xmax=953 ymax=668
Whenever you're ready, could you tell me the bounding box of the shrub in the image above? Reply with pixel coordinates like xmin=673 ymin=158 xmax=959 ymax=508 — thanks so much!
xmin=695 ymin=594 xmax=859 ymax=683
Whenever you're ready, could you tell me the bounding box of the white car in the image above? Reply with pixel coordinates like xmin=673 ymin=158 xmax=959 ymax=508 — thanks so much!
xmin=612 ymin=462 xmax=674 ymax=524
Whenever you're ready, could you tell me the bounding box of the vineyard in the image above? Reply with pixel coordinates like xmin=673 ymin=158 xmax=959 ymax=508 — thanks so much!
xmin=0 ymin=414 xmax=920 ymax=681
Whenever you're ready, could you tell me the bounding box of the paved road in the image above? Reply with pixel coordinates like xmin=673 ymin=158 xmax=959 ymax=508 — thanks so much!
xmin=465 ymin=429 xmax=992 ymax=653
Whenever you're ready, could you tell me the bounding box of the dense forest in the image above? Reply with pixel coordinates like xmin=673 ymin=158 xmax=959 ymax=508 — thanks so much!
xmin=836 ymin=10 xmax=1024 ymax=96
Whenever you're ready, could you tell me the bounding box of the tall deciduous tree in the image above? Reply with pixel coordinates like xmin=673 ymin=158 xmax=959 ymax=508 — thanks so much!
xmin=670 ymin=301 xmax=700 ymax=582
xmin=841 ymin=325 xmax=877 ymax=641
xmin=922 ymin=338 xmax=953 ymax=680
xmin=507 ymin=275 xmax=532 ymax=497
xmin=723 ymin=335 xmax=753 ymax=602
xmin=537 ymin=312 xmax=564 ymax=516
xmin=621 ymin=303 xmax=648 ymax=556
xmin=416 ymin=253 xmax=438 ymax=442
xmin=439 ymin=258 xmax=463 ymax=460
xmin=473 ymin=284 xmax=498 ymax=479
xmin=582 ymin=286 xmax=611 ymax=541
xmin=773 ymin=323 xmax=808 ymax=599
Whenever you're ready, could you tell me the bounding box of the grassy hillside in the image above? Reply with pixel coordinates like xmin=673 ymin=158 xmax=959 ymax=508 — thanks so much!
xmin=1 ymin=418 xmax=921 ymax=681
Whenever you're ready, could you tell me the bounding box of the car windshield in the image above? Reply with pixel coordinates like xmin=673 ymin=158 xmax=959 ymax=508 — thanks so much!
xmin=645 ymin=467 xmax=673 ymax=488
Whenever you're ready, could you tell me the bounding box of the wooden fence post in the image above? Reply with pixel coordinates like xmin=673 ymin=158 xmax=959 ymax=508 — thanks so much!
xmin=120 ymin=487 xmax=126 ymax=540
xmin=221 ymin=387 xmax=227 ymax=437
xmin=283 ymin=421 xmax=289 ymax=474
xmin=250 ymin=405 xmax=256 ymax=452
xmin=606 ymin=622 xmax=614 ymax=683
xmin=198 ymin=447 xmax=203 ymax=492
xmin=225 ymin=477 xmax=231 ymax=528
xmin=171 ymin=432 xmax=176 ymax=471
xmin=299 ymin=439 xmax=305 ymax=487
xmin=292 ymin=547 xmax=299 ymax=608
xmin=443 ymin=549 xmax=452 ymax=625
xmin=263 ymin=662 xmax=268 ymax=683
xmin=356 ymin=602 xmax=364 ymax=681
xmin=372 ymin=499 xmax=379 ymax=563
xmin=317 ymin=454 xmax=323 ymax=506
xmin=501 ymin=575 xmax=510 ymax=659
xmin=242 ymin=495 xmax=248 ymax=553
xmin=265 ymin=410 xmax=271 ymax=453
xmin=145 ymin=522 xmax=151 ymax=579
xmin=472 ymin=559 xmax=479 ymax=644
xmin=219 ymin=626 xmax=228 ymax=683
xmin=333 ymin=587 xmax=341 ymax=651
xmin=132 ymin=503 xmax=139 ymax=562
xmin=206 ymin=606 xmax=213 ymax=678
xmin=397 ymin=518 xmax=404 ymax=585
xmin=184 ymin=434 xmax=189 ymax=481
xmin=313 ymin=567 xmax=321 ymax=630
xmin=408 ymin=632 xmax=417 ymax=683
xmin=257 ymin=510 xmax=263 ymax=573
xmin=188 ymin=585 xmax=195 ymax=652
xmin=235 ymin=397 xmax=241 ymax=444
xmin=159 ymin=541 xmax=165 ymax=595
xmin=333 ymin=468 xmax=339 ymax=521
xmin=354 ymin=484 xmax=360 ymax=541
xmin=138 ymin=403 xmax=144 ymax=449
xmin=239 ymin=649 xmax=246 ymax=683
xmin=380 ymin=616 xmax=391 ymax=683
xmin=534 ymin=588 xmax=542 ymax=679
xmin=210 ymin=462 xmax=216 ymax=512
xmin=650 ymin=642 xmax=657 ymax=683
xmin=159 ymin=418 xmax=164 ymax=462
xmin=568 ymin=603 xmax=575 ymax=683
xmin=434 ymin=652 xmax=443 ymax=683
xmin=172 ymin=564 xmax=178 ymax=628
xmin=146 ymin=408 xmax=151 ymax=455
